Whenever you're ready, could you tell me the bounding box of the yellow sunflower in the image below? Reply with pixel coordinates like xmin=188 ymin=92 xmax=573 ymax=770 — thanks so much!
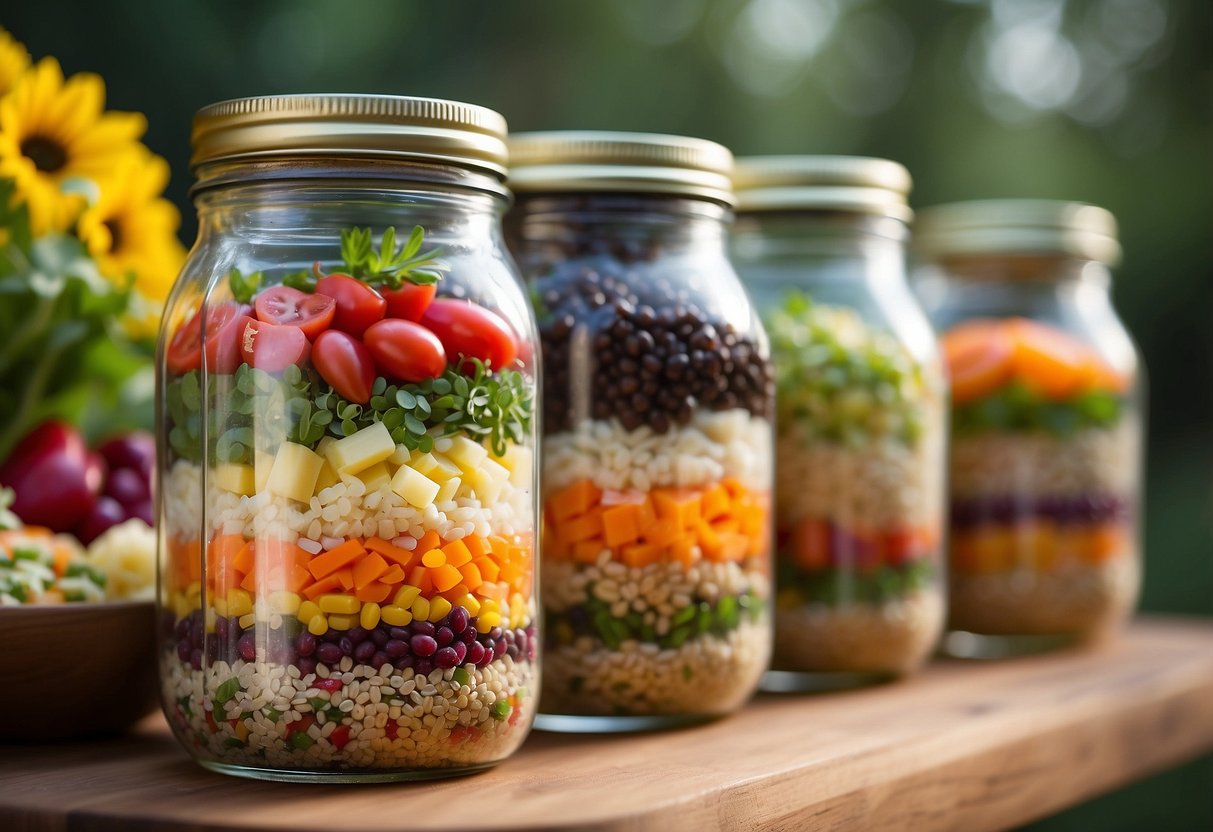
xmin=78 ymin=151 xmax=186 ymax=337
xmin=0 ymin=28 xmax=30 ymax=97
xmin=0 ymin=56 xmax=146 ymax=235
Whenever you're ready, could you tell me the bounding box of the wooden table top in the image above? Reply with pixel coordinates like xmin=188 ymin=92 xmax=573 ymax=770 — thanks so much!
xmin=2 ymin=616 xmax=1211 ymax=832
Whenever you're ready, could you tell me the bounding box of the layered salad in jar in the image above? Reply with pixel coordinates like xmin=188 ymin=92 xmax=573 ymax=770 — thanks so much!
xmin=160 ymin=227 xmax=537 ymax=775
xmin=766 ymin=293 xmax=946 ymax=677
xmin=943 ymin=318 xmax=1139 ymax=639
xmin=534 ymin=251 xmax=774 ymax=719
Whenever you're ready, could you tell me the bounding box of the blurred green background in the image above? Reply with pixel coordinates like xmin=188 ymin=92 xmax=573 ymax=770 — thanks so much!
xmin=6 ymin=0 xmax=1209 ymax=827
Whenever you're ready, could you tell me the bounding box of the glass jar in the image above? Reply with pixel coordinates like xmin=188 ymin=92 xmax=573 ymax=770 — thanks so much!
xmin=730 ymin=157 xmax=947 ymax=688
xmin=914 ymin=200 xmax=1143 ymax=656
xmin=156 ymin=95 xmax=540 ymax=780
xmin=507 ymin=132 xmax=774 ymax=730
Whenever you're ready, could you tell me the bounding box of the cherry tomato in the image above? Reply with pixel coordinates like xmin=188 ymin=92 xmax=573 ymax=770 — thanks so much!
xmin=254 ymin=285 xmax=336 ymax=340
xmin=419 ymin=299 xmax=518 ymax=372
xmin=167 ymin=301 xmax=249 ymax=374
xmin=315 ymin=274 xmax=386 ymax=337
xmin=238 ymin=316 xmax=311 ymax=373
xmin=382 ymin=282 xmax=437 ymax=322
xmin=363 ymin=319 xmax=447 ymax=383
xmin=312 ymin=330 xmax=376 ymax=404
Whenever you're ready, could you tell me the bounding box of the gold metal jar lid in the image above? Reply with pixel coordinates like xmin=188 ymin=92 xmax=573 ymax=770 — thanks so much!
xmin=508 ymin=131 xmax=735 ymax=206
xmin=914 ymin=199 xmax=1121 ymax=266
xmin=191 ymin=94 xmax=509 ymax=179
xmin=732 ymin=155 xmax=913 ymax=221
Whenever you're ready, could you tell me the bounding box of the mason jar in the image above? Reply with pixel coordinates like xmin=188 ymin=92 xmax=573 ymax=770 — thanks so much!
xmin=914 ymin=200 xmax=1143 ymax=656
xmin=730 ymin=157 xmax=947 ymax=688
xmin=156 ymin=95 xmax=540 ymax=780
xmin=507 ymin=132 xmax=774 ymax=729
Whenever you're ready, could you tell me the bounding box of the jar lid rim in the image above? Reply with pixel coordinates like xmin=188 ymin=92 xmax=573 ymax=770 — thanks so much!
xmin=191 ymin=93 xmax=509 ymax=181
xmin=732 ymin=156 xmax=911 ymax=219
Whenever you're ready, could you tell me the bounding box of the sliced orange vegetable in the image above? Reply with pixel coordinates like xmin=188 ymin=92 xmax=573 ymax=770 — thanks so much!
xmin=307 ymin=539 xmax=366 ymax=580
xmin=458 ymin=562 xmax=483 ymax=590
xmin=942 ymin=320 xmax=1016 ymax=405
xmin=701 ymin=484 xmax=730 ymax=521
xmin=641 ymin=518 xmax=682 ymax=548
xmin=421 ymin=549 xmax=446 ymax=568
xmin=353 ymin=551 xmax=389 ymax=590
xmin=652 ymin=489 xmax=702 ymax=529
xmin=365 ymin=538 xmax=416 ymax=569
xmin=1007 ymin=318 xmax=1091 ymax=400
xmin=572 ymin=540 xmax=605 ymax=563
xmin=415 ymin=530 xmax=441 ymax=554
xmin=355 ymin=581 xmax=392 ymax=604
xmin=465 ymin=535 xmax=490 ymax=559
xmin=546 ymin=479 xmax=602 ymax=522
xmin=380 ymin=564 xmax=405 ymax=585
xmin=442 ymin=539 xmax=473 ymax=568
xmin=473 ymin=556 xmax=500 ymax=582
xmin=303 ymin=572 xmax=346 ymax=599
xmin=558 ymin=509 xmax=603 ymax=545
xmin=431 ymin=563 xmax=463 ymax=593
xmin=670 ymin=537 xmax=699 ymax=566
xmin=479 ymin=581 xmax=508 ymax=600
xmin=621 ymin=542 xmax=661 ymax=568
xmin=232 ymin=542 xmax=256 ymax=576
xmin=601 ymin=503 xmax=642 ymax=548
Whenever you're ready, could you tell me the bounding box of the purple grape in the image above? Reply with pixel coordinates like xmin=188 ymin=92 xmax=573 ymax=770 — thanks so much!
xmin=385 ymin=639 xmax=410 ymax=658
xmin=452 ymin=641 xmax=467 ymax=665
xmin=434 ymin=647 xmax=459 ymax=669
xmin=175 ymin=618 xmax=191 ymax=641
xmin=176 ymin=640 xmax=191 ymax=663
xmin=516 ymin=630 xmax=529 ymax=658
xmin=104 ymin=467 xmax=150 ymax=508
xmin=237 ymin=633 xmax=260 ymax=661
xmin=488 ymin=626 xmax=503 ymax=641
xmin=127 ymin=499 xmax=154 ymax=526
xmin=297 ymin=656 xmax=317 ymax=677
xmin=412 ymin=621 xmax=436 ymax=638
xmin=354 ymin=641 xmax=376 ymax=663
xmin=370 ymin=628 xmax=389 ymax=647
xmin=348 ymin=626 xmax=369 ymax=645
xmin=338 ymin=636 xmax=354 ymax=656
xmin=388 ymin=627 xmax=411 ymax=640
xmin=462 ymin=627 xmax=478 ymax=646
xmin=411 ymin=635 xmax=438 ymax=657
xmin=74 ymin=496 xmax=126 ymax=545
xmin=393 ymin=655 xmax=414 ymax=671
xmin=492 ymin=640 xmax=507 ymax=661
xmin=413 ymin=658 xmax=434 ymax=677
xmin=436 ymin=627 xmax=454 ymax=647
xmin=449 ymin=606 xmax=469 ymax=634
xmin=97 ymin=432 xmax=155 ymax=480
xmin=316 ymin=643 xmax=342 ymax=664
xmin=190 ymin=648 xmax=203 ymax=671
xmin=296 ymin=633 xmax=317 ymax=657
xmin=467 ymin=641 xmax=485 ymax=666
xmin=372 ymin=651 xmax=390 ymax=668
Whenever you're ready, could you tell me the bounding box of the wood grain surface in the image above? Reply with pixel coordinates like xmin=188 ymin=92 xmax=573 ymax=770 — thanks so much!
xmin=1 ymin=616 xmax=1211 ymax=832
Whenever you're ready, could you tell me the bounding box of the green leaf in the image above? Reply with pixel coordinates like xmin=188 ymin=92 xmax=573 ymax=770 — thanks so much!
xmin=228 ymin=269 xmax=263 ymax=304
xmin=215 ymin=677 xmax=240 ymax=705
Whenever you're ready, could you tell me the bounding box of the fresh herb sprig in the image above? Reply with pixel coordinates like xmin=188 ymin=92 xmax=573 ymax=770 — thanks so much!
xmin=339 ymin=226 xmax=448 ymax=289
xmin=228 ymin=268 xmax=263 ymax=304
xmin=953 ymin=381 xmax=1123 ymax=437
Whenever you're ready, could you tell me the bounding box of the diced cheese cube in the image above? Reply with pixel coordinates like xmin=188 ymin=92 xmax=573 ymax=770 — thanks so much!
xmin=254 ymin=450 xmax=276 ymax=493
xmin=215 ymin=463 xmax=255 ymax=496
xmin=313 ymin=458 xmax=340 ymax=494
xmin=390 ymin=465 xmax=440 ymax=508
xmin=355 ymin=460 xmax=392 ymax=492
xmin=266 ymin=442 xmax=324 ymax=503
xmin=446 ymin=436 xmax=488 ymax=473
xmin=466 ymin=457 xmax=510 ymax=504
xmin=435 ymin=476 xmax=461 ymax=504
xmin=495 ymin=445 xmax=534 ymax=488
xmin=389 ymin=444 xmax=412 ymax=467
xmin=411 ymin=451 xmax=461 ymax=483
xmin=326 ymin=422 xmax=394 ymax=474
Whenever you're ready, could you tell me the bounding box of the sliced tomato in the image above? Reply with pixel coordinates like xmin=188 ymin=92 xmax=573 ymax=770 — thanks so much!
xmin=312 ymin=330 xmax=376 ymax=404
xmin=363 ymin=319 xmax=447 ymax=383
xmin=382 ymin=283 xmax=437 ymax=322
xmin=254 ymin=285 xmax=336 ymax=340
xmin=167 ymin=308 xmax=205 ymax=374
xmin=419 ymin=299 xmax=518 ymax=372
xmin=790 ymin=518 xmax=831 ymax=572
xmin=197 ymin=301 xmax=252 ymax=374
xmin=941 ymin=319 xmax=1015 ymax=406
xmin=315 ymin=274 xmax=386 ymax=337
xmin=238 ymin=316 xmax=311 ymax=373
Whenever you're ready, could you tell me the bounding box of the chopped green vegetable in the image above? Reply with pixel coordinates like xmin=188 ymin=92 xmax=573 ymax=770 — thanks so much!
xmin=228 ymin=268 xmax=263 ymax=305
xmin=952 ymin=381 xmax=1124 ymax=437
xmin=339 ymin=226 xmax=448 ymax=288
xmin=491 ymin=700 xmax=512 ymax=721
xmin=214 ymin=677 xmax=240 ymax=705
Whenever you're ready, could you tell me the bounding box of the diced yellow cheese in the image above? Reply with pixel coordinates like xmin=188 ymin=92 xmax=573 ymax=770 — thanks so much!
xmin=215 ymin=463 xmax=256 ymax=496
xmin=412 ymin=451 xmax=462 ymax=483
xmin=326 ymin=422 xmax=395 ymax=474
xmin=466 ymin=458 xmax=510 ymax=504
xmin=496 ymin=445 xmax=534 ymax=488
xmin=390 ymin=465 xmax=440 ymax=508
xmin=254 ymin=450 xmax=276 ymax=493
xmin=389 ymin=444 xmax=412 ymax=467
xmin=266 ymin=442 xmax=324 ymax=503
xmin=435 ymin=476 xmax=461 ymax=504
xmin=354 ymin=460 xmax=392 ymax=492
xmin=446 ymin=436 xmax=488 ymax=473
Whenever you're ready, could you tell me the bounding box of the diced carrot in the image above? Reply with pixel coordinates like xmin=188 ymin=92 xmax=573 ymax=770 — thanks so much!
xmin=473 ymin=556 xmax=500 ymax=583
xmin=353 ymin=551 xmax=389 ymax=590
xmin=670 ymin=536 xmax=698 ymax=566
xmin=1007 ymin=318 xmax=1091 ymax=401
xmin=168 ymin=537 xmax=202 ymax=588
xmin=378 ymin=564 xmax=404 ymax=585
xmin=652 ymin=490 xmax=702 ymax=530
xmin=1083 ymin=523 xmax=1127 ymax=563
xmin=458 ymin=562 xmax=484 ymax=589
xmin=500 ymin=561 xmax=523 ymax=586
xmin=710 ymin=517 xmax=740 ymax=535
xmin=441 ymin=539 xmax=473 ymax=568
xmin=365 ymin=537 xmax=416 ymax=569
xmin=717 ymin=533 xmax=750 ymax=562
xmin=641 ymin=518 xmax=682 ymax=548
xmin=239 ymin=569 xmax=258 ymax=593
xmin=942 ymin=319 xmax=1016 ymax=405
xmin=479 ymin=581 xmax=508 ymax=600
xmin=697 ymin=520 xmax=723 ymax=561
xmin=701 ymin=484 xmax=731 ymax=521
xmin=465 ymin=535 xmax=489 ymax=559
xmin=355 ymin=581 xmax=393 ymax=603
xmin=406 ymin=564 xmax=430 ymax=590
xmin=601 ymin=503 xmax=642 ymax=548
xmin=431 ymin=563 xmax=463 ymax=593
xmin=546 ymin=479 xmax=602 ymax=522
xmin=335 ymin=568 xmax=355 ymax=590
xmin=287 ymin=563 xmax=313 ymax=594
xmin=303 ymin=573 xmax=345 ymax=599
xmin=572 ymin=540 xmax=604 ymax=563
xmin=415 ymin=530 xmax=441 ymax=554
xmin=232 ymin=541 xmax=256 ymax=575
xmin=559 ymin=508 xmax=604 ymax=544
xmin=440 ymin=583 xmax=471 ymax=603
xmin=206 ymin=534 xmax=246 ymax=573
xmin=307 ymin=539 xmax=366 ymax=580
xmin=621 ymin=543 xmax=661 ymax=568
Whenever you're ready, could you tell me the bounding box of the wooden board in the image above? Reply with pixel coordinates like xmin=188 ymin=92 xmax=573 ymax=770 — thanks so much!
xmin=2 ymin=617 xmax=1212 ymax=832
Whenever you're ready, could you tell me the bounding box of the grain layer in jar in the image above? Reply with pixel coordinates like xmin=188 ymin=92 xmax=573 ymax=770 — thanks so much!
xmin=157 ymin=95 xmax=539 ymax=781
xmin=731 ymin=157 xmax=947 ymax=688
xmin=507 ymin=132 xmax=774 ymax=730
xmin=915 ymin=200 xmax=1143 ymax=657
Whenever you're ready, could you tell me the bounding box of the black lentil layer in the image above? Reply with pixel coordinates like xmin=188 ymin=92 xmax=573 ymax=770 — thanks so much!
xmin=533 ymin=255 xmax=774 ymax=434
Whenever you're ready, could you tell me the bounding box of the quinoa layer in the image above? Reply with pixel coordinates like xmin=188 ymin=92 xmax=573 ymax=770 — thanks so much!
xmin=772 ymin=588 xmax=944 ymax=675
xmin=161 ymin=653 xmax=535 ymax=773
xmin=948 ymin=553 xmax=1139 ymax=637
xmin=950 ymin=420 xmax=1139 ymax=499
xmin=540 ymin=618 xmax=769 ymax=717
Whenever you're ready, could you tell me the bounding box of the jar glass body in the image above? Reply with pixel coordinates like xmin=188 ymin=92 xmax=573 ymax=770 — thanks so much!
xmin=731 ymin=212 xmax=947 ymax=684
xmin=509 ymin=194 xmax=773 ymax=728
xmin=915 ymin=255 xmax=1143 ymax=652
xmin=156 ymin=172 xmax=540 ymax=780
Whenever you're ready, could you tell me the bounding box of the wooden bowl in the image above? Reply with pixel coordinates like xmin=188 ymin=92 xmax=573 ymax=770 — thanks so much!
xmin=0 ymin=600 xmax=159 ymax=742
